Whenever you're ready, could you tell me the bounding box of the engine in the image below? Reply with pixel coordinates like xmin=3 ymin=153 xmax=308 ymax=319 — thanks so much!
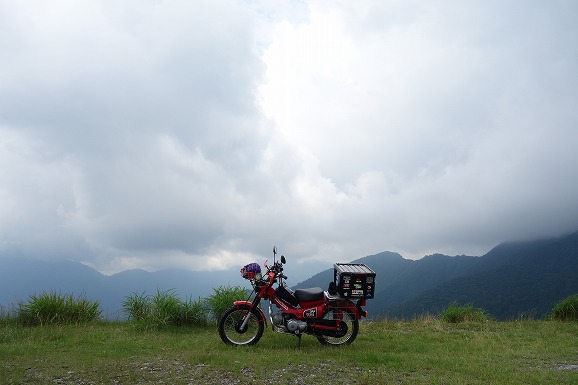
xmin=286 ymin=318 xmax=308 ymax=333
xmin=271 ymin=311 xmax=307 ymax=333
xmin=271 ymin=311 xmax=284 ymax=327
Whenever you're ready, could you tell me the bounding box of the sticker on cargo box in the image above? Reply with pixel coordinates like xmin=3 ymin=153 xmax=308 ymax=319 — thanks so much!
xmin=352 ymin=290 xmax=364 ymax=296
xmin=366 ymin=277 xmax=374 ymax=283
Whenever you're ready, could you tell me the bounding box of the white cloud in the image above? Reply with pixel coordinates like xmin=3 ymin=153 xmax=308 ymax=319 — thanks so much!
xmin=1 ymin=1 xmax=577 ymax=276
xmin=257 ymin=0 xmax=578 ymax=257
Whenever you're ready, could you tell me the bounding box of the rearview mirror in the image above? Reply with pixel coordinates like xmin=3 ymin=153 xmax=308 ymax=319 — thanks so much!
xmin=281 ymin=255 xmax=286 ymax=264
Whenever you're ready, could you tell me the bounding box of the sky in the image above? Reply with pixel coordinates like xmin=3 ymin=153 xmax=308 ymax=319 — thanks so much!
xmin=1 ymin=0 xmax=577 ymax=277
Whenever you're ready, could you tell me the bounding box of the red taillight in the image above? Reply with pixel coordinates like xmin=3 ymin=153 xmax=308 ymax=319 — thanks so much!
xmin=355 ymin=299 xmax=368 ymax=318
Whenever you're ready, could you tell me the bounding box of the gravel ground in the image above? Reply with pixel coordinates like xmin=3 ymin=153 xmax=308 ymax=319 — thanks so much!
xmin=21 ymin=358 xmax=370 ymax=385
xmin=16 ymin=357 xmax=578 ymax=384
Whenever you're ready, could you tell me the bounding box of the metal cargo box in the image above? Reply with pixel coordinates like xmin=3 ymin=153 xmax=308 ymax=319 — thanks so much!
xmin=333 ymin=263 xmax=376 ymax=299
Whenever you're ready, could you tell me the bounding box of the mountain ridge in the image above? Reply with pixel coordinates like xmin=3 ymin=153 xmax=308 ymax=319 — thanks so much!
xmin=0 ymin=259 xmax=246 ymax=319
xmin=294 ymin=230 xmax=578 ymax=319
xmin=1 ymin=230 xmax=577 ymax=320
xmin=390 ymin=231 xmax=578 ymax=319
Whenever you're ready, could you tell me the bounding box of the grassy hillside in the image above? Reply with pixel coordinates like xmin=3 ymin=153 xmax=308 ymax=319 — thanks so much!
xmin=1 ymin=319 xmax=576 ymax=384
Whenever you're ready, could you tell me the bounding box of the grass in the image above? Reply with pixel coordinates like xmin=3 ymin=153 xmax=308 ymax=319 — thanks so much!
xmin=122 ymin=289 xmax=208 ymax=329
xmin=441 ymin=303 xmax=490 ymax=323
xmin=205 ymin=285 xmax=250 ymax=321
xmin=121 ymin=286 xmax=249 ymax=329
xmin=551 ymin=294 xmax=578 ymax=321
xmin=1 ymin=319 xmax=576 ymax=384
xmin=15 ymin=291 xmax=101 ymax=326
xmin=2 ymin=291 xmax=577 ymax=383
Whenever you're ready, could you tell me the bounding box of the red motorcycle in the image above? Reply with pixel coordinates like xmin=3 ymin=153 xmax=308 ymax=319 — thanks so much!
xmin=218 ymin=247 xmax=370 ymax=348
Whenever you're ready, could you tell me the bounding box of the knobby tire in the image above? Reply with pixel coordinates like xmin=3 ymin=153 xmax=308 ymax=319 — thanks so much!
xmin=316 ymin=310 xmax=359 ymax=346
xmin=218 ymin=305 xmax=264 ymax=346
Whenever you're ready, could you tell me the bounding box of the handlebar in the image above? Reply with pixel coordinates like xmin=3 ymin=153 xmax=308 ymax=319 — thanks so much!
xmin=259 ymin=250 xmax=288 ymax=286
xmin=262 ymin=263 xmax=287 ymax=285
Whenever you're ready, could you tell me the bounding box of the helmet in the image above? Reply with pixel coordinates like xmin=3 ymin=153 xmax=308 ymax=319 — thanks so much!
xmin=240 ymin=262 xmax=261 ymax=280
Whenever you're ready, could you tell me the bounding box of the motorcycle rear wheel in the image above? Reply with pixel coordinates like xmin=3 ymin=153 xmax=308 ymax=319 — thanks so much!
xmin=316 ymin=310 xmax=359 ymax=346
xmin=218 ymin=305 xmax=264 ymax=346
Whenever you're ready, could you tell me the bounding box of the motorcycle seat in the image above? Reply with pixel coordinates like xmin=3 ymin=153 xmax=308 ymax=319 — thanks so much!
xmin=294 ymin=287 xmax=324 ymax=302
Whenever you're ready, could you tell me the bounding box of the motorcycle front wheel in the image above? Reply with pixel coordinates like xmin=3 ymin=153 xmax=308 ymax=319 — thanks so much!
xmin=316 ymin=310 xmax=359 ymax=346
xmin=218 ymin=305 xmax=264 ymax=346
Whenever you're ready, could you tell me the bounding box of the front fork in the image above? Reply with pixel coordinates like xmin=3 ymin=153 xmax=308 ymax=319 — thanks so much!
xmin=239 ymin=295 xmax=262 ymax=330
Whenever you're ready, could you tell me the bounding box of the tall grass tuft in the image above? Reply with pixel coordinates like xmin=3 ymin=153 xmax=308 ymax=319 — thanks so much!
xmin=121 ymin=291 xmax=150 ymax=321
xmin=150 ymin=289 xmax=182 ymax=327
xmin=551 ymin=294 xmax=578 ymax=321
xmin=122 ymin=289 xmax=207 ymax=329
xmin=16 ymin=291 xmax=102 ymax=326
xmin=205 ymin=285 xmax=250 ymax=322
xmin=177 ymin=296 xmax=208 ymax=326
xmin=441 ymin=303 xmax=490 ymax=323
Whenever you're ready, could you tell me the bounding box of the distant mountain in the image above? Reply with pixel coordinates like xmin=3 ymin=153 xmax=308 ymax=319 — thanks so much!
xmin=391 ymin=231 xmax=578 ymax=319
xmin=294 ymin=231 xmax=578 ymax=320
xmin=0 ymin=259 xmax=246 ymax=319
xmin=0 ymin=252 xmax=326 ymax=319
xmin=2 ymin=231 xmax=577 ymax=321
xmin=293 ymin=251 xmax=479 ymax=317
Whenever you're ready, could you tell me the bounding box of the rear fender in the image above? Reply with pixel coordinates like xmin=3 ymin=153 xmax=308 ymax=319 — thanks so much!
xmin=233 ymin=300 xmax=267 ymax=325
xmin=329 ymin=300 xmax=361 ymax=320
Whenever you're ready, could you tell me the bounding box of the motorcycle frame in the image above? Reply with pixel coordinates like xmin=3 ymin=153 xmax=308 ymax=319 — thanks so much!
xmin=238 ymin=272 xmax=362 ymax=335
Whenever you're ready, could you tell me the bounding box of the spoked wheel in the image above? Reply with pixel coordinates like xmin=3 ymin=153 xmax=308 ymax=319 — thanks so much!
xmin=316 ymin=310 xmax=359 ymax=346
xmin=218 ymin=305 xmax=264 ymax=346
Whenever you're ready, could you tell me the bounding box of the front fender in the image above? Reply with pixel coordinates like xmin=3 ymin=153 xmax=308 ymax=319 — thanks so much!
xmin=233 ymin=300 xmax=267 ymax=326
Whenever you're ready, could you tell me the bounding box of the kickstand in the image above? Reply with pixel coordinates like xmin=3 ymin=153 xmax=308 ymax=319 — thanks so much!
xmin=296 ymin=333 xmax=302 ymax=350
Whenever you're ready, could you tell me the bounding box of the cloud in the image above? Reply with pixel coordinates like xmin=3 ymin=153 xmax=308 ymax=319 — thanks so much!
xmin=1 ymin=0 xmax=271 ymax=268
xmin=1 ymin=1 xmax=577 ymax=276
xmin=258 ymin=0 xmax=578 ymax=256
